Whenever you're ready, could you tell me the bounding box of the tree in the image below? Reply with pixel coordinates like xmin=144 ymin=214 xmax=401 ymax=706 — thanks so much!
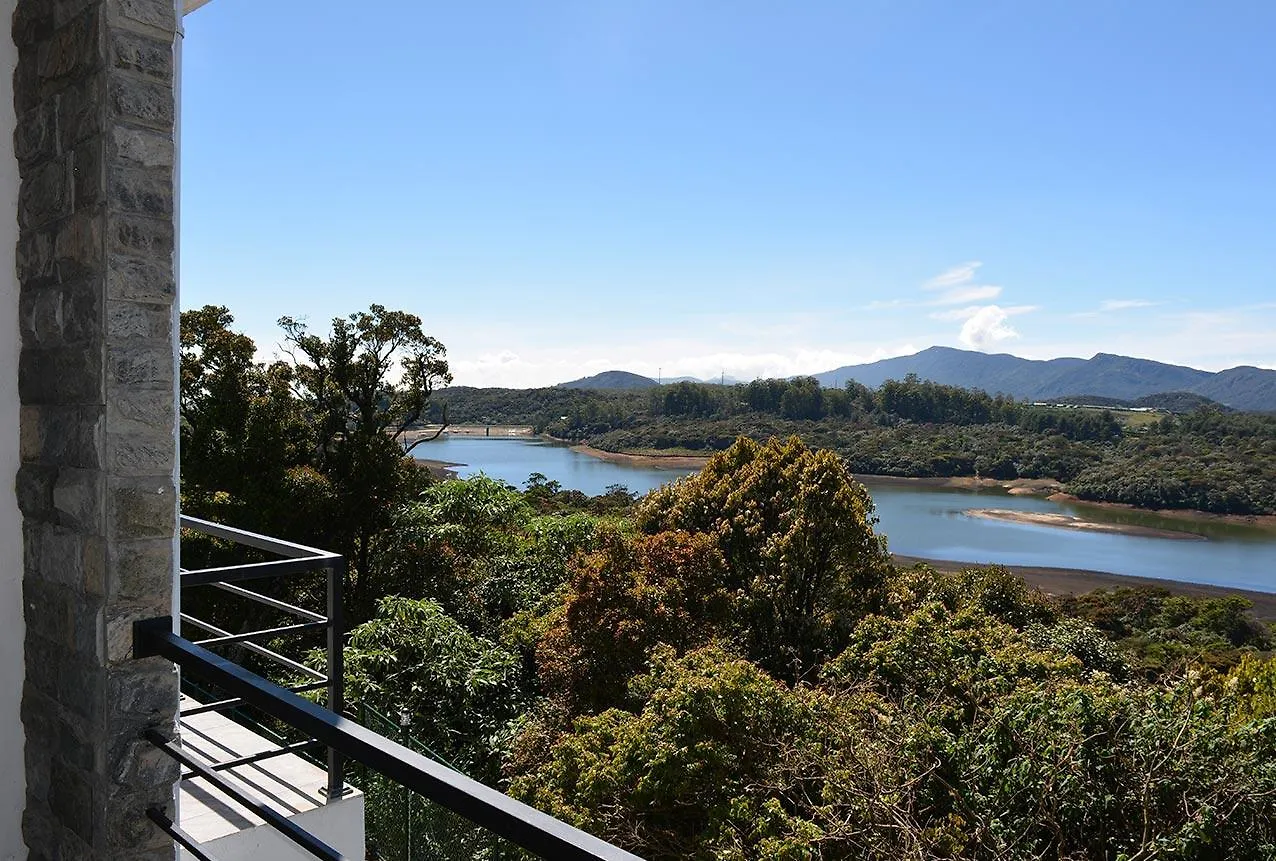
xmin=535 ymin=529 xmax=731 ymax=714
xmin=635 ymin=436 xmax=891 ymax=679
xmin=343 ymin=596 xmax=525 ymax=781
xmin=278 ymin=305 xmax=452 ymax=614
xmin=179 ymin=306 xmax=316 ymax=535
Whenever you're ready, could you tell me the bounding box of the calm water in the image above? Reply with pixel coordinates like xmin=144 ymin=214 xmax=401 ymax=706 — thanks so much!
xmin=415 ymin=436 xmax=1276 ymax=593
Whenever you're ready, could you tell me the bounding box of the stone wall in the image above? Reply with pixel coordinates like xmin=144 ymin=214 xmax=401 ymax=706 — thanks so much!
xmin=13 ymin=0 xmax=181 ymax=857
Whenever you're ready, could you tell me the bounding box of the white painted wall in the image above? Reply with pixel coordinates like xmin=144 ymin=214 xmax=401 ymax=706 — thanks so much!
xmin=0 ymin=1 xmax=27 ymax=858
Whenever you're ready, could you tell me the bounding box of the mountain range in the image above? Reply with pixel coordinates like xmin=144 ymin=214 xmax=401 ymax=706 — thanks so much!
xmin=812 ymin=347 xmax=1276 ymax=412
xmin=556 ymin=348 xmax=1276 ymax=412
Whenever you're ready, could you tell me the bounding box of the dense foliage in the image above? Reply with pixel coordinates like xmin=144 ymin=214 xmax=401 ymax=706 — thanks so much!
xmin=339 ymin=440 xmax=1276 ymax=860
xmin=431 ymin=374 xmax=1276 ymax=515
xmin=179 ymin=309 xmax=1276 ymax=859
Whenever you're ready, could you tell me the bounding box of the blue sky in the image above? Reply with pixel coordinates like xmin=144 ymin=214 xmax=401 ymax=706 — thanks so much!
xmin=180 ymin=1 xmax=1275 ymax=387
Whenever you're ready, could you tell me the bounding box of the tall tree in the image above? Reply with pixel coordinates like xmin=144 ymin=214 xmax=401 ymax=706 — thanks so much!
xmin=278 ymin=305 xmax=452 ymax=615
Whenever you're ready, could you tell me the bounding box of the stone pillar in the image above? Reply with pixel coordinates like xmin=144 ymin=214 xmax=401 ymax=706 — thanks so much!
xmin=13 ymin=0 xmax=181 ymax=857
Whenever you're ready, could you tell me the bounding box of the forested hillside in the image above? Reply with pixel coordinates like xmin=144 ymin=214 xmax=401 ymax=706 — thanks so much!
xmin=431 ymin=376 xmax=1276 ymax=515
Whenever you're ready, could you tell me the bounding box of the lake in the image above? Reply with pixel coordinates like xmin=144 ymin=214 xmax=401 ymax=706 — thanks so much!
xmin=414 ymin=436 xmax=1276 ymax=593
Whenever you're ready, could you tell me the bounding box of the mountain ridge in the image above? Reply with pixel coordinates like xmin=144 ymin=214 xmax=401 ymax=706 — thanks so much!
xmin=813 ymin=347 xmax=1276 ymax=412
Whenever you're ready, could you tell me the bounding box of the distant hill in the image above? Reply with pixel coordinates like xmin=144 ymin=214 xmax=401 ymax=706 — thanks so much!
xmin=556 ymin=371 xmax=740 ymax=389
xmin=557 ymin=370 xmax=657 ymax=390
xmin=813 ymin=347 xmax=1276 ymax=412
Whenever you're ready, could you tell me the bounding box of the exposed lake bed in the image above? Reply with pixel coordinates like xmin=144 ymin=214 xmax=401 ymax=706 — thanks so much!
xmin=964 ymin=508 xmax=1208 ymax=540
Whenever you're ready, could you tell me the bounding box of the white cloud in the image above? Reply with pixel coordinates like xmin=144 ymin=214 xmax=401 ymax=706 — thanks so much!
xmin=957 ymin=304 xmax=1036 ymax=351
xmin=1099 ymin=299 xmax=1157 ymax=311
xmin=924 ymin=261 xmax=983 ymax=290
xmin=937 ymin=284 xmax=1003 ymax=305
xmin=918 ymin=261 xmax=1007 ymax=306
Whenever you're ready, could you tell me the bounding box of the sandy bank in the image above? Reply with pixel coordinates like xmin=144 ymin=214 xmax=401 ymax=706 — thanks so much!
xmin=413 ymin=458 xmax=463 ymax=479
xmin=853 ymin=474 xmax=1065 ymax=495
xmin=965 ymin=508 xmax=1206 ymax=540
xmin=571 ymin=444 xmax=711 ymax=470
xmin=1047 ymin=493 xmax=1276 ymax=531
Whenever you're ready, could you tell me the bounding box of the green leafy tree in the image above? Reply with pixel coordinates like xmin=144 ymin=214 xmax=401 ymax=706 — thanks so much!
xmin=344 ymin=596 xmax=526 ymax=780
xmin=635 ymin=435 xmax=891 ymax=679
xmin=179 ymin=305 xmax=318 ymax=536
xmin=278 ymin=305 xmax=452 ymax=616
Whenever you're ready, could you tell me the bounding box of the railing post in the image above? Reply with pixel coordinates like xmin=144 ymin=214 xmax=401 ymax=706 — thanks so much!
xmin=325 ymin=557 xmax=347 ymax=801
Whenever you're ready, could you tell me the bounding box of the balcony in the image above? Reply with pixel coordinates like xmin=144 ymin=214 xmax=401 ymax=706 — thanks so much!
xmin=139 ymin=515 xmax=640 ymax=861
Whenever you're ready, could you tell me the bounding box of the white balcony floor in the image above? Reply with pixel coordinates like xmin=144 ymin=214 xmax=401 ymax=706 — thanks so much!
xmin=178 ymin=694 xmax=364 ymax=858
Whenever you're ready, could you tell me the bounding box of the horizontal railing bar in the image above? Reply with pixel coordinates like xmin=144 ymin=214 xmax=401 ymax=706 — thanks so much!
xmin=181 ymin=738 xmax=324 ymax=780
xmin=145 ymin=728 xmax=343 ymax=861
xmin=180 ymin=680 xmax=331 ymax=718
xmin=182 ymin=556 xmax=330 ymax=587
xmin=146 ymin=807 xmax=219 ymax=861
xmin=195 ymin=620 xmax=330 ymax=647
xmin=181 ymin=514 xmax=339 ymax=561
xmin=180 ymin=615 xmax=327 ymax=681
xmin=136 ymin=621 xmax=645 ymax=861
xmin=207 ymin=582 xmax=328 ymax=623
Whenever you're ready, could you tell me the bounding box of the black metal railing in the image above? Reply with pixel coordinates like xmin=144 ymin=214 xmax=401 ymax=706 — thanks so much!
xmin=177 ymin=515 xmax=347 ymax=800
xmin=136 ymin=617 xmax=643 ymax=861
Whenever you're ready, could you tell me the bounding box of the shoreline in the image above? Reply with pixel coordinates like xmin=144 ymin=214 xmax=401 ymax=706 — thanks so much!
xmin=892 ymin=554 xmax=1276 ymax=620
xmin=1047 ymin=492 xmax=1276 ymax=531
xmin=569 ymin=443 xmax=711 ymax=470
xmin=964 ymin=508 xmax=1207 ymax=540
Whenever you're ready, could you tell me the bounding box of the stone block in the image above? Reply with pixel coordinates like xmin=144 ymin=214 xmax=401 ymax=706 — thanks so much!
xmin=105 ymin=605 xmax=150 ymax=663
xmin=106 ymin=299 xmax=171 ymax=340
xmin=60 ymin=278 xmax=107 ymax=342
xmin=71 ymin=139 xmax=104 ymax=208
xmin=108 ymin=478 xmax=176 ymax=542
xmin=110 ymin=29 xmax=173 ymax=80
xmin=16 ymin=463 xmax=56 ymax=519
xmin=22 ymin=580 xmax=73 ymax=657
xmin=106 ymin=430 xmax=174 ymax=474
xmin=106 ymin=388 xmax=173 ymax=434
xmin=106 ymin=664 xmax=177 ymax=724
xmin=57 ymin=712 xmax=99 ymax=773
xmin=111 ymin=214 xmax=174 ymax=260
xmin=19 ymin=156 xmax=70 ymax=230
xmin=107 ymin=165 xmax=173 ymax=218
xmin=48 ymin=760 xmax=96 ymax=843
xmin=17 ymin=228 xmax=57 ymax=287
xmin=55 ymin=651 xmax=107 ymax=722
xmin=107 ymin=75 xmax=173 ymax=130
xmin=22 ymin=404 xmax=104 ymax=469
xmin=53 ymin=467 xmax=104 ymax=531
xmin=25 ymin=521 xmax=87 ymax=589
xmin=107 ymin=341 xmax=174 ymax=389
xmin=107 ymin=792 xmax=174 ymax=853
xmin=58 ymin=74 xmax=105 ymax=151
xmin=15 ymin=100 xmax=59 ymax=168
xmin=36 ymin=8 xmax=100 ymax=85
xmin=109 ymin=539 xmax=174 ymax=602
xmin=18 ymin=343 xmax=105 ymax=404
xmin=113 ymin=0 xmax=177 ymax=34
xmin=53 ymin=211 xmax=106 ymax=282
xmin=105 ymin=253 xmax=173 ymax=302
xmin=111 ymin=126 xmax=173 ymax=168
xmin=83 ymin=532 xmax=108 ymax=597
xmin=18 ymin=277 xmax=104 ymax=348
